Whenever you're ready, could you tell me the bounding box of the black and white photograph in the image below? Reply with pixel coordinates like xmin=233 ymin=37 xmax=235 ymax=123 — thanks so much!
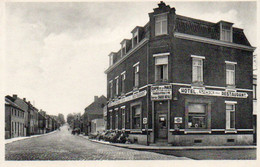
xmin=1 ymin=0 xmax=258 ymax=165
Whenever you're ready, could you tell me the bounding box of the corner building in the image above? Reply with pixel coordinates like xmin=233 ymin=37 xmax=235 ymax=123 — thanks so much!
xmin=104 ymin=2 xmax=255 ymax=146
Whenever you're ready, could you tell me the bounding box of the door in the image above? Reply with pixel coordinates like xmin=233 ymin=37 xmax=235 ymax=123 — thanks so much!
xmin=156 ymin=113 xmax=168 ymax=139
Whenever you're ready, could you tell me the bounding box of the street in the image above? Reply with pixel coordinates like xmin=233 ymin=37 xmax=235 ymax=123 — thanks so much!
xmin=5 ymin=125 xmax=186 ymax=160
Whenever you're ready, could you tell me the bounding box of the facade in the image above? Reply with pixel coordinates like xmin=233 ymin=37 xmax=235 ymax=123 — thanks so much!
xmin=82 ymin=95 xmax=107 ymax=135
xmin=90 ymin=118 xmax=106 ymax=135
xmin=38 ymin=111 xmax=47 ymax=134
xmin=5 ymin=95 xmax=26 ymax=139
xmin=105 ymin=2 xmax=255 ymax=146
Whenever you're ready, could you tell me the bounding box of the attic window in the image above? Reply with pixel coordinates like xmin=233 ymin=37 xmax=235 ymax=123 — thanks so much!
xmin=121 ymin=40 xmax=127 ymax=57
xmin=155 ymin=14 xmax=167 ymax=36
xmin=132 ymin=28 xmax=139 ymax=48
xmin=109 ymin=53 xmax=114 ymax=66
xmin=220 ymin=22 xmax=233 ymax=42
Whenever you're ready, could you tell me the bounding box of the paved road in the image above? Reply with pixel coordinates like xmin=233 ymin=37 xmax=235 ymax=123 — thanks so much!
xmin=5 ymin=125 xmax=187 ymax=160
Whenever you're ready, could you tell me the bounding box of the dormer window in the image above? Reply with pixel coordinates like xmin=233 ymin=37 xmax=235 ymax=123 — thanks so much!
xmin=109 ymin=52 xmax=115 ymax=66
xmin=220 ymin=21 xmax=233 ymax=42
xmin=121 ymin=40 xmax=127 ymax=57
xmin=155 ymin=13 xmax=167 ymax=36
xmin=131 ymin=26 xmax=141 ymax=48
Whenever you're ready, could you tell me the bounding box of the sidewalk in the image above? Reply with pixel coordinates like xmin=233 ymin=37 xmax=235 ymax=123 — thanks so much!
xmin=5 ymin=130 xmax=58 ymax=144
xmin=79 ymin=135 xmax=256 ymax=151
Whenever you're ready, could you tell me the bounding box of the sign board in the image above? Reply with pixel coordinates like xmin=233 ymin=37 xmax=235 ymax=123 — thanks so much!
xmin=108 ymin=90 xmax=147 ymax=107
xmin=143 ymin=117 xmax=148 ymax=124
xmin=174 ymin=117 xmax=182 ymax=124
xmin=151 ymin=85 xmax=172 ymax=100
xmin=179 ymin=88 xmax=248 ymax=98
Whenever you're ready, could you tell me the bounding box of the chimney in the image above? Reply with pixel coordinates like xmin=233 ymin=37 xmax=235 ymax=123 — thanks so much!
xmin=23 ymin=98 xmax=26 ymax=101
xmin=94 ymin=96 xmax=98 ymax=102
xmin=13 ymin=94 xmax=17 ymax=99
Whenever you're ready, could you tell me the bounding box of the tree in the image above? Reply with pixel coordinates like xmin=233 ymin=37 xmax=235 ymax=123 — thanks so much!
xmin=57 ymin=113 xmax=65 ymax=125
xmin=67 ymin=113 xmax=74 ymax=125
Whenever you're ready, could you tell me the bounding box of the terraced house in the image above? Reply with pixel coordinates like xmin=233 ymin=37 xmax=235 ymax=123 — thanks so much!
xmin=104 ymin=2 xmax=256 ymax=146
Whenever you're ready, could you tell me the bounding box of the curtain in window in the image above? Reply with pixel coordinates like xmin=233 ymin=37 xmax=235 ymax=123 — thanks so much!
xmin=192 ymin=58 xmax=203 ymax=82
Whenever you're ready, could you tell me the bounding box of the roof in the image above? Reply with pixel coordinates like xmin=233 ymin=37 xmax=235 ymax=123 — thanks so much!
xmin=84 ymin=95 xmax=107 ymax=115
xmin=5 ymin=95 xmax=26 ymax=112
xmin=175 ymin=15 xmax=251 ymax=46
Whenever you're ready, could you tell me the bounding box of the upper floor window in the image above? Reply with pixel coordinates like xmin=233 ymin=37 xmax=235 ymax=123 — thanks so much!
xmin=154 ymin=54 xmax=169 ymax=82
xmin=109 ymin=80 xmax=113 ymax=98
xmin=121 ymin=71 xmax=126 ymax=94
xmin=220 ymin=22 xmax=233 ymax=42
xmin=155 ymin=14 xmax=167 ymax=36
xmin=253 ymin=76 xmax=257 ymax=100
xmin=132 ymin=31 xmax=139 ymax=47
xmin=225 ymin=61 xmax=236 ymax=86
xmin=192 ymin=55 xmax=205 ymax=83
xmin=115 ymin=76 xmax=119 ymax=96
xmin=133 ymin=62 xmax=139 ymax=87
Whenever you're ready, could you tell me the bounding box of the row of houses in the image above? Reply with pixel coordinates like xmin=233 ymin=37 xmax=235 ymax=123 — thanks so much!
xmin=5 ymin=94 xmax=61 ymax=139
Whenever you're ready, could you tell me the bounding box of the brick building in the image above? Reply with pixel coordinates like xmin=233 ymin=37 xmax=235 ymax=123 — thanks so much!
xmin=105 ymin=2 xmax=255 ymax=146
xmin=82 ymin=95 xmax=107 ymax=135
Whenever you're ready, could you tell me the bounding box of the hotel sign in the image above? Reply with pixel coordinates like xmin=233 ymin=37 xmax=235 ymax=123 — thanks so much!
xmin=151 ymin=85 xmax=172 ymax=100
xmin=179 ymin=88 xmax=248 ymax=98
xmin=108 ymin=90 xmax=147 ymax=107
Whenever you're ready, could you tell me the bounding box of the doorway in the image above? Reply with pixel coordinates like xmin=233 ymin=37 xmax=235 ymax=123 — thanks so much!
xmin=155 ymin=112 xmax=168 ymax=139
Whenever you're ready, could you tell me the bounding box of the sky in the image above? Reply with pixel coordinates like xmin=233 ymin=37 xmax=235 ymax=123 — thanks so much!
xmin=3 ymin=1 xmax=257 ymax=118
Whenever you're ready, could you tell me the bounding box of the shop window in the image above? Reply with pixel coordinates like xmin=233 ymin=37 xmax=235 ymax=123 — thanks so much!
xmin=132 ymin=105 xmax=141 ymax=129
xmin=226 ymin=102 xmax=236 ymax=129
xmin=110 ymin=111 xmax=113 ymax=130
xmin=226 ymin=62 xmax=236 ymax=86
xmin=192 ymin=57 xmax=204 ymax=83
xmin=115 ymin=109 xmax=119 ymax=129
xmin=188 ymin=104 xmax=207 ymax=129
xmin=121 ymin=72 xmax=126 ymax=94
xmin=155 ymin=56 xmax=168 ymax=82
xmin=121 ymin=107 xmax=126 ymax=129
xmin=155 ymin=14 xmax=167 ymax=36
xmin=133 ymin=63 xmax=139 ymax=87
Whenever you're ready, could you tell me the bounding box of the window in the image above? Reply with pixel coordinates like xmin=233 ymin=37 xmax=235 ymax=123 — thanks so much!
xmin=15 ymin=110 xmax=17 ymax=116
xmin=133 ymin=63 xmax=139 ymax=87
xmin=192 ymin=56 xmax=204 ymax=83
xmin=115 ymin=108 xmax=119 ymax=129
xmin=155 ymin=14 xmax=167 ymax=36
xmin=121 ymin=107 xmax=126 ymax=129
xmin=226 ymin=62 xmax=236 ymax=86
xmin=188 ymin=104 xmax=207 ymax=129
xmin=109 ymin=80 xmax=113 ymax=98
xmin=132 ymin=31 xmax=139 ymax=47
xmin=109 ymin=110 xmax=113 ymax=130
xmin=132 ymin=105 xmax=141 ymax=129
xmin=121 ymin=41 xmax=126 ymax=57
xmin=221 ymin=23 xmax=232 ymax=42
xmin=155 ymin=56 xmax=168 ymax=82
xmin=253 ymin=84 xmax=257 ymax=100
xmin=115 ymin=77 xmax=119 ymax=96
xmin=226 ymin=102 xmax=236 ymax=129
xmin=121 ymin=72 xmax=126 ymax=94
xmin=109 ymin=53 xmax=114 ymax=66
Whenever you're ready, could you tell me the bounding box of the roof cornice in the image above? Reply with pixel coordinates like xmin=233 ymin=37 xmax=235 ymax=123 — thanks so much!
xmin=174 ymin=32 xmax=256 ymax=52
xmin=105 ymin=38 xmax=149 ymax=74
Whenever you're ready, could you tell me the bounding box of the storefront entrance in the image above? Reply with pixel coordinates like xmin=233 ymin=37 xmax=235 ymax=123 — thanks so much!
xmin=156 ymin=112 xmax=168 ymax=139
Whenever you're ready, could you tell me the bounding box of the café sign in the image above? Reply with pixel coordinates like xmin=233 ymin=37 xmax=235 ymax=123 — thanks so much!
xmin=151 ymin=85 xmax=172 ymax=100
xmin=108 ymin=90 xmax=147 ymax=107
xmin=179 ymin=88 xmax=248 ymax=98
